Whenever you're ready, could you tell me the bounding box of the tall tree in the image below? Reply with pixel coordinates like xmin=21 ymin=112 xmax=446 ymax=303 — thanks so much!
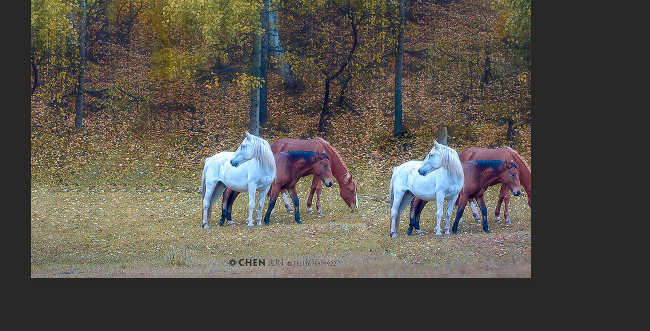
xmin=317 ymin=1 xmax=357 ymax=133
xmin=268 ymin=2 xmax=299 ymax=90
xmin=249 ymin=21 xmax=262 ymax=136
xmin=393 ymin=0 xmax=405 ymax=136
xmin=75 ymin=0 xmax=87 ymax=129
xmin=259 ymin=0 xmax=270 ymax=127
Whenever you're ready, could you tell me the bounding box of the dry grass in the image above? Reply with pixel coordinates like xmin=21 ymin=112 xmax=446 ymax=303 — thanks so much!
xmin=31 ymin=168 xmax=531 ymax=277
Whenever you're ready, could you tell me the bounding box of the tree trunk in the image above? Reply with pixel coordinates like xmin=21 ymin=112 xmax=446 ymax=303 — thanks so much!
xmin=249 ymin=27 xmax=262 ymax=136
xmin=393 ymin=0 xmax=405 ymax=137
xmin=268 ymin=4 xmax=299 ymax=90
xmin=318 ymin=8 xmax=357 ymax=133
xmin=75 ymin=0 xmax=87 ymax=129
xmin=259 ymin=0 xmax=270 ymax=126
xmin=436 ymin=124 xmax=447 ymax=145
xmin=31 ymin=53 xmax=39 ymax=95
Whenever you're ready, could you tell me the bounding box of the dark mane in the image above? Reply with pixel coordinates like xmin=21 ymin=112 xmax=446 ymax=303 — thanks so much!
xmin=283 ymin=151 xmax=328 ymax=163
xmin=470 ymin=160 xmax=516 ymax=172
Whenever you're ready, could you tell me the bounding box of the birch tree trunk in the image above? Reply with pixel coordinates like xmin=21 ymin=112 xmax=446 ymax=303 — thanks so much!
xmin=268 ymin=4 xmax=299 ymax=90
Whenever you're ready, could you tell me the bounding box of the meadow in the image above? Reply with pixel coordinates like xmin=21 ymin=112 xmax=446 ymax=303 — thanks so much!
xmin=30 ymin=162 xmax=531 ymax=278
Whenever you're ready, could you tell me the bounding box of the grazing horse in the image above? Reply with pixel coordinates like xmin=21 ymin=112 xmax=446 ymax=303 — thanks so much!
xmin=263 ymin=151 xmax=333 ymax=225
xmin=201 ymin=132 xmax=276 ymax=229
xmin=270 ymin=138 xmax=358 ymax=213
xmin=458 ymin=147 xmax=531 ymax=224
xmin=388 ymin=141 xmax=464 ymax=238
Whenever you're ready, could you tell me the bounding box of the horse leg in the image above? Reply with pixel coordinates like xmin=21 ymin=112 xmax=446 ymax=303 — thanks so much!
xmin=264 ymin=188 xmax=279 ymax=225
xmin=281 ymin=191 xmax=293 ymax=213
xmin=314 ymin=180 xmax=323 ymax=215
xmin=203 ymin=182 xmax=226 ymax=229
xmin=246 ymin=185 xmax=258 ymax=227
xmin=434 ymin=195 xmax=446 ymax=236
xmin=477 ymin=195 xmax=490 ymax=233
xmin=256 ymin=185 xmax=271 ymax=226
xmin=226 ymin=190 xmax=240 ymax=225
xmin=389 ymin=189 xmax=404 ymax=238
xmin=202 ymin=181 xmax=216 ymax=229
xmin=288 ymin=186 xmax=301 ymax=224
xmin=219 ymin=189 xmax=237 ymax=226
xmin=407 ymin=198 xmax=427 ymax=235
xmin=497 ymin=185 xmax=512 ymax=224
xmin=470 ymin=200 xmax=481 ymax=222
xmin=393 ymin=191 xmax=413 ymax=236
xmin=443 ymin=195 xmax=458 ymax=235
xmin=494 ymin=185 xmax=506 ymax=222
xmin=307 ymin=178 xmax=316 ymax=213
xmin=452 ymin=196 xmax=469 ymax=235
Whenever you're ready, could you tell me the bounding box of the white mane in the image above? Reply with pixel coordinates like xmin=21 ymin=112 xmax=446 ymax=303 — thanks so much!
xmin=437 ymin=144 xmax=463 ymax=179
xmin=248 ymin=134 xmax=276 ymax=171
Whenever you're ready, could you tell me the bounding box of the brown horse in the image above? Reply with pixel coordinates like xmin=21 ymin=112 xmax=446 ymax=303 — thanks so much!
xmin=218 ymin=151 xmax=333 ymax=226
xmin=458 ymin=147 xmax=530 ymax=223
xmin=270 ymin=138 xmax=358 ymax=213
xmin=263 ymin=151 xmax=333 ymax=225
xmin=409 ymin=160 xmax=521 ymax=235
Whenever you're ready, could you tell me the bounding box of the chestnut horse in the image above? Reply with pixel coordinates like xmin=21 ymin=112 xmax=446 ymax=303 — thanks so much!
xmin=263 ymin=151 xmax=333 ymax=225
xmin=218 ymin=151 xmax=333 ymax=226
xmin=458 ymin=147 xmax=530 ymax=223
xmin=409 ymin=160 xmax=520 ymax=235
xmin=271 ymin=138 xmax=358 ymax=213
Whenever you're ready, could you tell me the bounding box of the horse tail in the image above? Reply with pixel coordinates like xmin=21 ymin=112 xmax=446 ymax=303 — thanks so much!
xmin=389 ymin=168 xmax=396 ymax=209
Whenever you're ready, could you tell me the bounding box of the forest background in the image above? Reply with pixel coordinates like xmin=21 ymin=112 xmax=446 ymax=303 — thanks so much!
xmin=31 ymin=0 xmax=530 ymax=187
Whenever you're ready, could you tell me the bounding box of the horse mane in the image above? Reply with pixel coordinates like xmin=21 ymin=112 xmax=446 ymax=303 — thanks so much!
xmin=313 ymin=138 xmax=355 ymax=187
xmin=471 ymin=160 xmax=512 ymax=172
xmin=284 ymin=151 xmax=327 ymax=163
xmin=249 ymin=135 xmax=276 ymax=170
xmin=503 ymin=146 xmax=530 ymax=173
xmin=438 ymin=144 xmax=464 ymax=179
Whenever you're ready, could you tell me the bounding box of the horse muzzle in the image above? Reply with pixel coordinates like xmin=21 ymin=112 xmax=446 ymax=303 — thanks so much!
xmin=418 ymin=169 xmax=427 ymax=176
xmin=512 ymin=189 xmax=521 ymax=196
xmin=230 ymin=159 xmax=239 ymax=167
xmin=324 ymin=180 xmax=333 ymax=187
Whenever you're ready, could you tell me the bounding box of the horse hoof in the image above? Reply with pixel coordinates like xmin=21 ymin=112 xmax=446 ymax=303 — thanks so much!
xmin=296 ymin=220 xmax=302 ymax=224
xmin=416 ymin=229 xmax=423 ymax=235
xmin=406 ymin=227 xmax=413 ymax=235
xmin=495 ymin=216 xmax=502 ymax=222
xmin=228 ymin=221 xmax=235 ymax=226
xmin=318 ymin=211 xmax=323 ymax=215
xmin=307 ymin=208 xmax=314 ymax=213
xmin=435 ymin=233 xmax=442 ymax=237
xmin=390 ymin=232 xmax=398 ymax=238
xmin=202 ymin=223 xmax=210 ymax=229
xmin=218 ymin=219 xmax=225 ymax=226
xmin=264 ymin=221 xmax=269 ymax=226
xmin=484 ymin=229 xmax=490 ymax=233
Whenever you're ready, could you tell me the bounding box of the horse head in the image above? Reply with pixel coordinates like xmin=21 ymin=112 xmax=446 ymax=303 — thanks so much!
xmin=313 ymin=151 xmax=333 ymax=187
xmin=418 ymin=140 xmax=444 ymax=176
xmin=230 ymin=131 xmax=255 ymax=167
xmin=501 ymin=159 xmax=521 ymax=196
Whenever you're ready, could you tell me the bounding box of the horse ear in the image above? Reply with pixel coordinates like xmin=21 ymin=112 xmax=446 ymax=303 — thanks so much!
xmin=433 ymin=140 xmax=439 ymax=147
xmin=322 ymin=150 xmax=329 ymax=159
xmin=245 ymin=131 xmax=251 ymax=138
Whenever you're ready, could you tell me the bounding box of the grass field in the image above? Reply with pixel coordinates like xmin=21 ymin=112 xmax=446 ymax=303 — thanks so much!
xmin=31 ymin=167 xmax=531 ymax=277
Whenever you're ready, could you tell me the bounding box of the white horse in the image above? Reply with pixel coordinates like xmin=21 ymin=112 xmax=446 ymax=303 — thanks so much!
xmin=388 ymin=141 xmax=464 ymax=237
xmin=201 ymin=131 xmax=276 ymax=228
